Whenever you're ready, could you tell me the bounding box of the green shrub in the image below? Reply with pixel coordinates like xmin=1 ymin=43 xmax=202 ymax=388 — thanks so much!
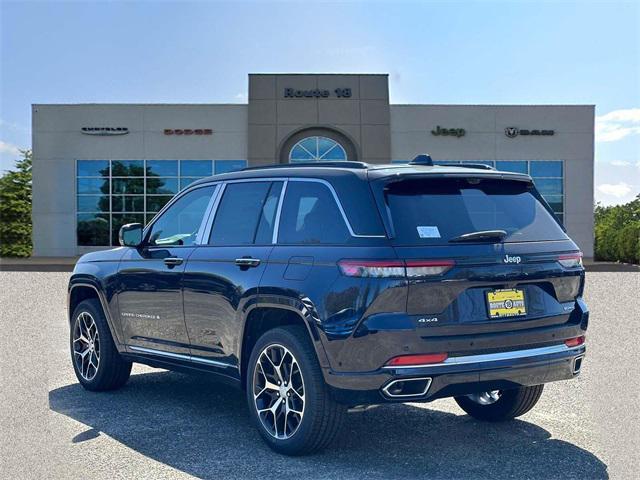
xmin=0 ymin=149 xmax=32 ymax=257
xmin=594 ymin=195 xmax=640 ymax=264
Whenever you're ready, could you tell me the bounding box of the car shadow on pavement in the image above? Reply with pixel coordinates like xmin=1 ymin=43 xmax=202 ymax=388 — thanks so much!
xmin=49 ymin=370 xmax=608 ymax=480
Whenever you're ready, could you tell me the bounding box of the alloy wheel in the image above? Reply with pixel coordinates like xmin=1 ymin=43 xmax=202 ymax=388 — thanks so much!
xmin=72 ymin=311 xmax=100 ymax=381
xmin=253 ymin=344 xmax=305 ymax=439
xmin=467 ymin=390 xmax=502 ymax=405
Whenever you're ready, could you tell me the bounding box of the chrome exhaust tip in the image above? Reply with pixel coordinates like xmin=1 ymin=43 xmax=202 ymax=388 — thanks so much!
xmin=382 ymin=377 xmax=432 ymax=399
xmin=572 ymin=355 xmax=585 ymax=374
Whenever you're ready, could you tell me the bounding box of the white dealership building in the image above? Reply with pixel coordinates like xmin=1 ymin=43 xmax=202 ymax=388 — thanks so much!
xmin=32 ymin=73 xmax=595 ymax=257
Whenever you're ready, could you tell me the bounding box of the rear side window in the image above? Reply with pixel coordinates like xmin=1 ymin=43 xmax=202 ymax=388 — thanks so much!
xmin=209 ymin=181 xmax=282 ymax=245
xmin=383 ymin=178 xmax=567 ymax=245
xmin=278 ymin=182 xmax=350 ymax=244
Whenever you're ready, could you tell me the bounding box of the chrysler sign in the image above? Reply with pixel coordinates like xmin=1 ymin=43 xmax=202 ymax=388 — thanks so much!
xmin=81 ymin=127 xmax=129 ymax=136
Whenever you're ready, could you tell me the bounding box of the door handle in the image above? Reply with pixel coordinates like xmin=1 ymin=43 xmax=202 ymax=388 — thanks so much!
xmin=163 ymin=257 xmax=184 ymax=266
xmin=235 ymin=257 xmax=261 ymax=268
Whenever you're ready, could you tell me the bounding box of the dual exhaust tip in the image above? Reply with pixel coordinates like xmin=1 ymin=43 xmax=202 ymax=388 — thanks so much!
xmin=382 ymin=377 xmax=432 ymax=399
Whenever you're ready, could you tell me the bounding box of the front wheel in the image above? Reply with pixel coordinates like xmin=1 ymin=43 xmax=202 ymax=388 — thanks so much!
xmin=454 ymin=385 xmax=544 ymax=421
xmin=246 ymin=326 xmax=346 ymax=455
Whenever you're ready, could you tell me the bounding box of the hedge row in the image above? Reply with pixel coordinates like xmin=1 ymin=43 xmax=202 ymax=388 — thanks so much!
xmin=594 ymin=195 xmax=640 ymax=264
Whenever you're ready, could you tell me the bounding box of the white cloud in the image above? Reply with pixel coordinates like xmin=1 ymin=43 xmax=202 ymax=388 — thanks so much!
xmin=0 ymin=140 xmax=21 ymax=156
xmin=595 ymin=108 xmax=640 ymax=142
xmin=597 ymin=182 xmax=633 ymax=198
xmin=610 ymin=160 xmax=632 ymax=166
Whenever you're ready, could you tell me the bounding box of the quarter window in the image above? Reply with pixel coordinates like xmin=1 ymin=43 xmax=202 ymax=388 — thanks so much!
xmin=209 ymin=182 xmax=283 ymax=246
xmin=278 ymin=182 xmax=350 ymax=244
xmin=147 ymin=186 xmax=216 ymax=246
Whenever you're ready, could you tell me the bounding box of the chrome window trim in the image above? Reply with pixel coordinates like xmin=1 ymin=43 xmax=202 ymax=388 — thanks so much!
xmin=198 ymin=183 xmax=226 ymax=245
xmin=128 ymin=345 xmax=236 ymax=369
xmin=194 ymin=183 xmax=221 ymax=245
xmin=272 ymin=180 xmax=288 ymax=244
xmin=382 ymin=343 xmax=584 ymax=369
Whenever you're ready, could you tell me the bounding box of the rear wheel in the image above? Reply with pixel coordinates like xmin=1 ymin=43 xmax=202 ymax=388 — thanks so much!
xmin=246 ymin=326 xmax=346 ymax=455
xmin=70 ymin=299 xmax=132 ymax=391
xmin=454 ymin=385 xmax=544 ymax=421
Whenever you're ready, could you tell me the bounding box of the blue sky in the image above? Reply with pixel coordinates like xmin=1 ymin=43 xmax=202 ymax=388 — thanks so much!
xmin=1 ymin=0 xmax=638 ymax=205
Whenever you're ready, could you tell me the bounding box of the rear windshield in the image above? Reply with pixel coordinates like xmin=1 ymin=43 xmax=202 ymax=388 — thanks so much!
xmin=383 ymin=177 xmax=567 ymax=245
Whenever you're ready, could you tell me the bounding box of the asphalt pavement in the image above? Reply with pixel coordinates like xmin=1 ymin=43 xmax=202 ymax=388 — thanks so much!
xmin=0 ymin=271 xmax=638 ymax=479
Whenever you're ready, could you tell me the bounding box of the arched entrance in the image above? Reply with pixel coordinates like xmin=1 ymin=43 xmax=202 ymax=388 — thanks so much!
xmin=279 ymin=127 xmax=358 ymax=164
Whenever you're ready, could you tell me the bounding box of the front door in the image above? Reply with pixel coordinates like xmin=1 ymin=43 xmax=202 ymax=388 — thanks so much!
xmin=117 ymin=185 xmax=217 ymax=356
xmin=183 ymin=180 xmax=283 ymax=368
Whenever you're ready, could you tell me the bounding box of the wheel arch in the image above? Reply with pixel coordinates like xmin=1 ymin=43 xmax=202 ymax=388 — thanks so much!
xmin=68 ymin=279 xmax=124 ymax=347
xmin=239 ymin=301 xmax=331 ymax=389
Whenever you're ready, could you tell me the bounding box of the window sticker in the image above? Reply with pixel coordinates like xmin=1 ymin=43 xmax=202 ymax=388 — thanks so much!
xmin=417 ymin=226 xmax=441 ymax=238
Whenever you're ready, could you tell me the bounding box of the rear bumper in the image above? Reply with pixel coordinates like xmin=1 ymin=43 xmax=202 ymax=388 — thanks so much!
xmin=326 ymin=343 xmax=586 ymax=405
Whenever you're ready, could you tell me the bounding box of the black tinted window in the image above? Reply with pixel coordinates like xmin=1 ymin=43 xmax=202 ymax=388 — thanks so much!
xmin=279 ymin=182 xmax=350 ymax=244
xmin=147 ymin=186 xmax=215 ymax=246
xmin=209 ymin=182 xmax=282 ymax=245
xmin=384 ymin=178 xmax=567 ymax=245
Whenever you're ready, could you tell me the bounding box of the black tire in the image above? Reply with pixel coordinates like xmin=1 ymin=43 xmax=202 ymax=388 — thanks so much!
xmin=454 ymin=385 xmax=544 ymax=421
xmin=70 ymin=298 xmax=132 ymax=391
xmin=246 ymin=325 xmax=346 ymax=455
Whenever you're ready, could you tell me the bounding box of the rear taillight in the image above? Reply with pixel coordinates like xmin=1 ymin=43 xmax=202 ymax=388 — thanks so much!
xmin=558 ymin=252 xmax=583 ymax=268
xmin=337 ymin=260 xmax=405 ymax=278
xmin=565 ymin=336 xmax=585 ymax=347
xmin=338 ymin=259 xmax=454 ymax=278
xmin=386 ymin=353 xmax=449 ymax=366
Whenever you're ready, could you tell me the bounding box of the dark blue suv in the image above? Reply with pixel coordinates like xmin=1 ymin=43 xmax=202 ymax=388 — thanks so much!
xmin=67 ymin=157 xmax=588 ymax=455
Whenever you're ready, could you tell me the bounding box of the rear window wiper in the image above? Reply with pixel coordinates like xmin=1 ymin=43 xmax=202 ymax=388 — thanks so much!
xmin=449 ymin=229 xmax=507 ymax=243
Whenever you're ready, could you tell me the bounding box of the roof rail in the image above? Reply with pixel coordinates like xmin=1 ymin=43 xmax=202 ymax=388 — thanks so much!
xmin=435 ymin=163 xmax=496 ymax=171
xmin=242 ymin=161 xmax=369 ymax=171
xmin=408 ymin=154 xmax=433 ymax=166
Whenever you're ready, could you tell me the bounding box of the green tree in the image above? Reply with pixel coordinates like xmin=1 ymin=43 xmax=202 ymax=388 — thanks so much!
xmin=594 ymin=195 xmax=640 ymax=264
xmin=0 ymin=149 xmax=32 ymax=257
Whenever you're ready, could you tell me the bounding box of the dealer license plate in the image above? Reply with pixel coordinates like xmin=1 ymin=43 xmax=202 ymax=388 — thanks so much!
xmin=486 ymin=288 xmax=527 ymax=319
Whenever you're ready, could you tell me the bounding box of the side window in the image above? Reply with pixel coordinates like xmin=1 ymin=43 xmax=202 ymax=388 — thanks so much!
xmin=278 ymin=182 xmax=350 ymax=244
xmin=147 ymin=186 xmax=215 ymax=246
xmin=209 ymin=182 xmax=282 ymax=245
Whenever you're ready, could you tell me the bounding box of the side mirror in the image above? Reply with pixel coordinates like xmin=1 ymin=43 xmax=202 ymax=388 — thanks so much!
xmin=119 ymin=223 xmax=144 ymax=247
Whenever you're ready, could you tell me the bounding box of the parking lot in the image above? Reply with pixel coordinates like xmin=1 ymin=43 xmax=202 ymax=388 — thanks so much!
xmin=0 ymin=271 xmax=638 ymax=479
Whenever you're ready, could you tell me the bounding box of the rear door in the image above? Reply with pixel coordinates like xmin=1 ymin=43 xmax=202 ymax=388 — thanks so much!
xmin=117 ymin=185 xmax=217 ymax=356
xmin=375 ymin=175 xmax=583 ymax=334
xmin=182 ymin=180 xmax=283 ymax=368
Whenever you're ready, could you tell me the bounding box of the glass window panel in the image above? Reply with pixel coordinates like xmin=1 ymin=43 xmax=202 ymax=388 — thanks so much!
xmin=556 ymin=213 xmax=564 ymax=225
xmin=542 ymin=195 xmax=564 ymax=214
xmin=146 ymin=160 xmax=178 ymax=177
xmin=77 ymin=195 xmax=109 ymax=213
xmin=300 ymin=137 xmax=318 ymax=157
xmin=112 ymin=214 xmax=145 ymax=246
xmin=530 ymin=161 xmax=562 ymax=177
xmin=279 ymin=182 xmax=350 ymax=244
xmin=145 ymin=213 xmax=157 ymax=225
xmin=77 ymin=213 xmax=110 ymax=246
xmin=112 ymin=178 xmax=144 ymax=194
xmin=254 ymin=183 xmax=284 ymax=244
xmin=209 ymin=182 xmax=273 ymax=245
xmin=111 ymin=160 xmax=145 ymax=177
xmin=290 ymin=145 xmax=314 ymax=162
xmin=180 ymin=160 xmax=212 ymax=177
xmin=180 ymin=177 xmax=203 ymax=190
xmin=496 ymin=161 xmax=528 ymax=174
xmin=77 ymin=177 xmax=109 ymax=194
xmin=214 ymin=160 xmax=247 ymax=174
xmin=112 ymin=195 xmax=145 ymax=212
xmin=77 ymin=160 xmax=109 ymax=177
xmin=147 ymin=187 xmax=215 ymax=246
xmin=533 ymin=178 xmax=563 ymax=195
xmin=146 ymin=195 xmax=174 ymax=213
xmin=146 ymin=177 xmax=179 ymax=194
xmin=321 ymin=143 xmax=347 ymax=160
xmin=433 ymin=160 xmax=461 ymax=165
xmin=317 ymin=138 xmax=337 ymax=158
xmin=392 ymin=160 xmax=410 ymax=164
